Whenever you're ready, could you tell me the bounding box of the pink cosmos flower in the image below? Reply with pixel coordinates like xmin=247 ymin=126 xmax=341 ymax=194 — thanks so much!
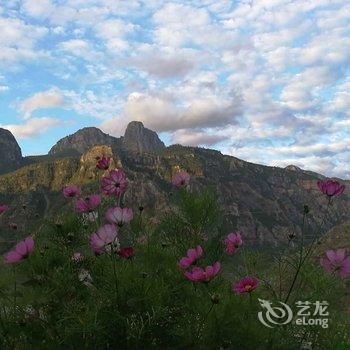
xmin=118 ymin=247 xmax=134 ymax=259
xmin=96 ymin=156 xmax=110 ymax=170
xmin=75 ymin=195 xmax=101 ymax=213
xmin=72 ymin=252 xmax=84 ymax=262
xmin=63 ymin=185 xmax=81 ymax=198
xmin=4 ymin=236 xmax=35 ymax=264
xmin=90 ymin=224 xmax=118 ymax=255
xmin=317 ymin=179 xmax=345 ymax=197
xmin=320 ymin=249 xmax=350 ymax=278
xmin=172 ymin=170 xmax=190 ymax=187
xmin=224 ymin=232 xmax=243 ymax=255
xmin=178 ymin=245 xmax=203 ymax=269
xmin=233 ymin=276 xmax=259 ymax=294
xmin=101 ymin=169 xmax=128 ymax=197
xmin=106 ymin=207 xmax=133 ymax=226
xmin=0 ymin=204 xmax=9 ymax=214
xmin=184 ymin=262 xmax=221 ymax=282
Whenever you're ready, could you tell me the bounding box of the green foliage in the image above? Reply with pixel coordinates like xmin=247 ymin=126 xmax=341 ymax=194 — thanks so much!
xmin=0 ymin=186 xmax=349 ymax=349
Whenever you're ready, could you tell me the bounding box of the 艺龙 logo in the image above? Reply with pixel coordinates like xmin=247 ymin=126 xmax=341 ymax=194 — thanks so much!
xmin=258 ymin=299 xmax=293 ymax=328
xmin=258 ymin=299 xmax=329 ymax=328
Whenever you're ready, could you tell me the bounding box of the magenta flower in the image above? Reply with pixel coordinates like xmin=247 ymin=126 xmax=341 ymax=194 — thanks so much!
xmin=72 ymin=252 xmax=84 ymax=262
xmin=0 ymin=204 xmax=9 ymax=214
xmin=320 ymin=249 xmax=350 ymax=278
xmin=75 ymin=195 xmax=101 ymax=213
xmin=101 ymin=169 xmax=128 ymax=197
xmin=317 ymin=179 xmax=345 ymax=197
xmin=4 ymin=236 xmax=35 ymax=264
xmin=233 ymin=276 xmax=259 ymax=294
xmin=106 ymin=207 xmax=133 ymax=226
xmin=178 ymin=245 xmax=203 ymax=269
xmin=184 ymin=262 xmax=221 ymax=282
xmin=224 ymin=232 xmax=243 ymax=255
xmin=63 ymin=185 xmax=81 ymax=198
xmin=96 ymin=156 xmax=110 ymax=170
xmin=90 ymin=224 xmax=118 ymax=255
xmin=172 ymin=170 xmax=190 ymax=187
xmin=118 ymin=247 xmax=134 ymax=259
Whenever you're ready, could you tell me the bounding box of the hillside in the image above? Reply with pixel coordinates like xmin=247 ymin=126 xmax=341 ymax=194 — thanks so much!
xmin=0 ymin=122 xmax=349 ymax=251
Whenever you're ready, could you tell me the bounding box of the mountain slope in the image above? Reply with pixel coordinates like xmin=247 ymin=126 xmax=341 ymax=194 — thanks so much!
xmin=123 ymin=121 xmax=165 ymax=153
xmin=48 ymin=121 xmax=165 ymax=157
xmin=48 ymin=127 xmax=117 ymax=156
xmin=0 ymin=128 xmax=23 ymax=174
xmin=0 ymin=122 xmax=349 ymax=250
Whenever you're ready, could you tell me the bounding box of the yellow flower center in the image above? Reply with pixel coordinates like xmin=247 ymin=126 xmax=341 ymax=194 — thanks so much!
xmin=244 ymin=284 xmax=252 ymax=292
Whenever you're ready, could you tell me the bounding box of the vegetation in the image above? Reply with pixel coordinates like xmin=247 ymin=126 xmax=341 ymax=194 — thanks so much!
xmin=0 ymin=168 xmax=349 ymax=349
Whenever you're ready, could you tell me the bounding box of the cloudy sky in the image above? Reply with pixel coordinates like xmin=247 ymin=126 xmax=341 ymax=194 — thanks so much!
xmin=0 ymin=0 xmax=349 ymax=178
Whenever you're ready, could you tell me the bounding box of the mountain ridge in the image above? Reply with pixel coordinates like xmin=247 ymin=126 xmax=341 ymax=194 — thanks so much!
xmin=48 ymin=121 xmax=165 ymax=158
xmin=0 ymin=127 xmax=23 ymax=174
xmin=0 ymin=122 xmax=349 ymax=250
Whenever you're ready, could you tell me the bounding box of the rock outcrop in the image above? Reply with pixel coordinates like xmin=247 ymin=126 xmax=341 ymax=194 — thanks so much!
xmin=49 ymin=127 xmax=117 ymax=156
xmin=0 ymin=128 xmax=22 ymax=174
xmin=122 ymin=121 xmax=165 ymax=154
xmin=0 ymin=122 xmax=349 ymax=249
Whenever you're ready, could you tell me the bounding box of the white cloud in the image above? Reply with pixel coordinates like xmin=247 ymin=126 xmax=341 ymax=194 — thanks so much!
xmin=0 ymin=17 xmax=48 ymax=63
xmin=127 ymin=51 xmax=196 ymax=78
xmin=22 ymin=0 xmax=55 ymax=18
xmin=94 ymin=19 xmax=135 ymax=53
xmin=59 ymin=39 xmax=90 ymax=53
xmin=19 ymin=89 xmax=65 ymax=119
xmin=0 ymin=0 xmax=349 ymax=177
xmin=171 ymin=129 xmax=228 ymax=146
xmin=100 ymin=91 xmax=241 ymax=137
xmin=281 ymin=66 xmax=334 ymax=111
xmin=1 ymin=117 xmax=59 ymax=139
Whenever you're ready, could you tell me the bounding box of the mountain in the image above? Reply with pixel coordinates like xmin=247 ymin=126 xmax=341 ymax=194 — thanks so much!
xmin=0 ymin=122 xmax=349 ymax=251
xmin=48 ymin=127 xmax=117 ymax=156
xmin=48 ymin=122 xmax=165 ymax=156
xmin=0 ymin=128 xmax=23 ymax=174
xmin=123 ymin=121 xmax=165 ymax=153
xmin=316 ymin=220 xmax=350 ymax=252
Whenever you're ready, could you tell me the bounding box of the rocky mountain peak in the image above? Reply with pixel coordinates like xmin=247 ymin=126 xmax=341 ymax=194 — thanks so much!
xmin=49 ymin=127 xmax=117 ymax=156
xmin=123 ymin=121 xmax=165 ymax=154
xmin=285 ymin=164 xmax=302 ymax=172
xmin=0 ymin=128 xmax=22 ymax=174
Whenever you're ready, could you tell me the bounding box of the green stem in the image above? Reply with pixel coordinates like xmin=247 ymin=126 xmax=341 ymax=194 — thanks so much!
xmin=197 ymin=303 xmax=215 ymax=340
xmin=284 ymin=199 xmax=333 ymax=304
xmin=111 ymin=254 xmax=119 ymax=297
xmin=13 ymin=267 xmax=17 ymax=311
xmin=299 ymin=201 xmax=332 ymax=267
xmin=284 ymin=210 xmax=306 ymax=304
xmin=241 ymin=245 xmax=249 ymax=275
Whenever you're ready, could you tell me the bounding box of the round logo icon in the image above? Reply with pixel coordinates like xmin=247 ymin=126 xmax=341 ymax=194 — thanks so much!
xmin=258 ymin=298 xmax=293 ymax=328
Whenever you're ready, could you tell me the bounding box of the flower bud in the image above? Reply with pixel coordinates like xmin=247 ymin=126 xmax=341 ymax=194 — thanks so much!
xmin=211 ymin=294 xmax=220 ymax=304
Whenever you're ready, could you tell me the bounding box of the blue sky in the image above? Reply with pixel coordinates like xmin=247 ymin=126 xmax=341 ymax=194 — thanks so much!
xmin=0 ymin=0 xmax=349 ymax=178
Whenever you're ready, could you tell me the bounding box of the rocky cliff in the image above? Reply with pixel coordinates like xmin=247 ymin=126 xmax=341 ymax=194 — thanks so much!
xmin=48 ymin=127 xmax=117 ymax=156
xmin=0 ymin=128 xmax=23 ymax=174
xmin=0 ymin=123 xmax=349 ymax=249
xmin=48 ymin=122 xmax=165 ymax=157
xmin=123 ymin=121 xmax=165 ymax=153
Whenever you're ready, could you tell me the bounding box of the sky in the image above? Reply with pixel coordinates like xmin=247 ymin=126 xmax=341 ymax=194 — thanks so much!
xmin=0 ymin=0 xmax=349 ymax=178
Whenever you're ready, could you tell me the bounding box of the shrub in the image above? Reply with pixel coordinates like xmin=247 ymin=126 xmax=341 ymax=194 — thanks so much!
xmin=0 ymin=171 xmax=349 ymax=349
